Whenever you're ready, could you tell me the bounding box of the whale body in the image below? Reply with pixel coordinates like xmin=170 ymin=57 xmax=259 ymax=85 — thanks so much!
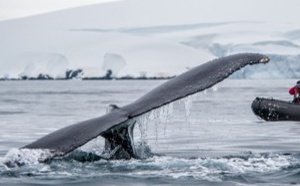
xmin=22 ymin=53 xmax=270 ymax=160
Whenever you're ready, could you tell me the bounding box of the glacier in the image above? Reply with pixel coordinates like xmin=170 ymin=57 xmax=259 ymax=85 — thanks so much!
xmin=0 ymin=0 xmax=300 ymax=79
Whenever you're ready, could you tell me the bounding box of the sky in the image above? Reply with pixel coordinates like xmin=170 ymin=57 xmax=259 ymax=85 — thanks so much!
xmin=0 ymin=0 xmax=121 ymax=22
xmin=1 ymin=0 xmax=300 ymax=24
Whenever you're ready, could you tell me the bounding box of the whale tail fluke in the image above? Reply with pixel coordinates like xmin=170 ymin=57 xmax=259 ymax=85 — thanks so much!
xmin=21 ymin=53 xmax=270 ymax=161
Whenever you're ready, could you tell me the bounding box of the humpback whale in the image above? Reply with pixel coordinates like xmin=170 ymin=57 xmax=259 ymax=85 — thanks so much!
xmin=22 ymin=53 xmax=269 ymax=160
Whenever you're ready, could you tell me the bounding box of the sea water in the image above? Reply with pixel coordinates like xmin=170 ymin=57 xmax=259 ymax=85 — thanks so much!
xmin=0 ymin=79 xmax=300 ymax=186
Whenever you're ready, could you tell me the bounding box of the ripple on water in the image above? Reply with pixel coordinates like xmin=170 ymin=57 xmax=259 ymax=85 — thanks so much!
xmin=1 ymin=150 xmax=300 ymax=185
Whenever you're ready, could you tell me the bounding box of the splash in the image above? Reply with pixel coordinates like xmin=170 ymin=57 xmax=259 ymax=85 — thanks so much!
xmin=1 ymin=148 xmax=53 ymax=168
xmin=134 ymin=94 xmax=199 ymax=158
xmin=174 ymin=94 xmax=197 ymax=124
xmin=136 ymin=102 xmax=174 ymax=140
xmin=77 ymin=136 xmax=105 ymax=155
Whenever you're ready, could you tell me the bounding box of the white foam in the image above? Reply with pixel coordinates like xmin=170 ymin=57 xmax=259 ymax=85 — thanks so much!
xmin=1 ymin=148 xmax=53 ymax=167
xmin=109 ymin=153 xmax=298 ymax=181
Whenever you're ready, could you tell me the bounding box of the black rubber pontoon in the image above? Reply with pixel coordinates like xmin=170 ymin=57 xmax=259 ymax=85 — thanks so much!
xmin=251 ymin=97 xmax=300 ymax=121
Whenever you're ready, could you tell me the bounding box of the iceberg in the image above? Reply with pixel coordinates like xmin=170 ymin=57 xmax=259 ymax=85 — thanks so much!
xmin=102 ymin=53 xmax=126 ymax=78
xmin=0 ymin=53 xmax=68 ymax=79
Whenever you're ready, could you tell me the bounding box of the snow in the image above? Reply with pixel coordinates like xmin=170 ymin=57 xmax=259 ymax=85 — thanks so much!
xmin=0 ymin=0 xmax=300 ymax=79
xmin=102 ymin=53 xmax=126 ymax=77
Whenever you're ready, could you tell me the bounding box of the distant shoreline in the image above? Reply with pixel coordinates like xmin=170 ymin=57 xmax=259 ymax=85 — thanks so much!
xmin=0 ymin=76 xmax=175 ymax=81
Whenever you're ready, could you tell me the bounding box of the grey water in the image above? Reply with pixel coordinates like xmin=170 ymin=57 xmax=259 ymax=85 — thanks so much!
xmin=0 ymin=79 xmax=300 ymax=186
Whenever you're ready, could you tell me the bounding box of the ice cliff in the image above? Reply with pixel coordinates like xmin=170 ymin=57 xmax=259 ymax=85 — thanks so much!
xmin=0 ymin=0 xmax=300 ymax=79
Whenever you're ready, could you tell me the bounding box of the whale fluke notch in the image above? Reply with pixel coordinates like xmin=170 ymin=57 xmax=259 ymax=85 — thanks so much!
xmin=22 ymin=53 xmax=269 ymax=160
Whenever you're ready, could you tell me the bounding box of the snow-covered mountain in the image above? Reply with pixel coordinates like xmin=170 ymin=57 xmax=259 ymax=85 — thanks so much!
xmin=1 ymin=0 xmax=300 ymax=79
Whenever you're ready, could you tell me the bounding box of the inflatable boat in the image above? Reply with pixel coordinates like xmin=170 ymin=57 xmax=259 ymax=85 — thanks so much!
xmin=251 ymin=97 xmax=300 ymax=121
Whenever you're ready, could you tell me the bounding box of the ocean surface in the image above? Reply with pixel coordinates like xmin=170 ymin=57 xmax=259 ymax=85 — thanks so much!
xmin=0 ymin=79 xmax=300 ymax=186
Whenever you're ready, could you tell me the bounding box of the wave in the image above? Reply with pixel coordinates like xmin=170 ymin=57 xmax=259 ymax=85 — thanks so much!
xmin=1 ymin=150 xmax=299 ymax=184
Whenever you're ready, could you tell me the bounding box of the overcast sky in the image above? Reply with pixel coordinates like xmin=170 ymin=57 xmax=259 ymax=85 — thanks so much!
xmin=0 ymin=0 xmax=121 ymax=22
